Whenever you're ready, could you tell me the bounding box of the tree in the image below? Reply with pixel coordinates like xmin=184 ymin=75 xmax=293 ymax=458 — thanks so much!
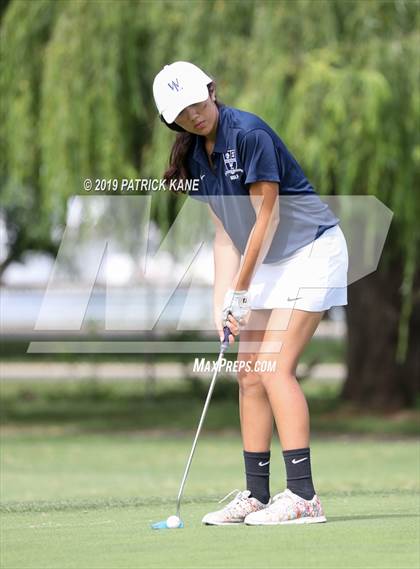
xmin=344 ymin=243 xmax=420 ymax=409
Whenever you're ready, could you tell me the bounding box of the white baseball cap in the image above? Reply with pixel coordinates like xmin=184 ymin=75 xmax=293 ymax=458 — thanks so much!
xmin=153 ymin=61 xmax=213 ymax=124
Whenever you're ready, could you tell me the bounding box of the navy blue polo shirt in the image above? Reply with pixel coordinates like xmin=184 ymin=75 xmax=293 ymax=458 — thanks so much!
xmin=188 ymin=104 xmax=339 ymax=262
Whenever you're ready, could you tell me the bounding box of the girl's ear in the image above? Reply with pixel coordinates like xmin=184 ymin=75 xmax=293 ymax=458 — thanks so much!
xmin=208 ymin=82 xmax=217 ymax=102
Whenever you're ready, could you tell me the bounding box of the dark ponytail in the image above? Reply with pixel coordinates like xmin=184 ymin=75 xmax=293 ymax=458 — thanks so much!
xmin=162 ymin=82 xmax=221 ymax=192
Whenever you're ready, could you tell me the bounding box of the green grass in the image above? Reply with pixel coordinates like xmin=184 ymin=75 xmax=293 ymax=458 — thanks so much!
xmin=1 ymin=379 xmax=419 ymax=436
xmin=1 ymin=431 xmax=419 ymax=569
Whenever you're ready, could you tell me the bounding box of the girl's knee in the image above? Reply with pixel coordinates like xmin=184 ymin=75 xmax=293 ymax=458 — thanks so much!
xmin=237 ymin=356 xmax=265 ymax=395
xmin=258 ymin=366 xmax=296 ymax=386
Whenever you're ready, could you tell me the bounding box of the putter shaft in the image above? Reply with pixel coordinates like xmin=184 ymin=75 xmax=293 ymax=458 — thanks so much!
xmin=175 ymin=326 xmax=231 ymax=518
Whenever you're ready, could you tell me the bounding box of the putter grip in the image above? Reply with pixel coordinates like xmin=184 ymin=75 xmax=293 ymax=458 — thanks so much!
xmin=223 ymin=325 xmax=230 ymax=344
xmin=222 ymin=310 xmax=232 ymax=346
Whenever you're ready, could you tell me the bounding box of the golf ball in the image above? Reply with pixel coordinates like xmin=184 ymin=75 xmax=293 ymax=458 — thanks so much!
xmin=166 ymin=515 xmax=181 ymax=529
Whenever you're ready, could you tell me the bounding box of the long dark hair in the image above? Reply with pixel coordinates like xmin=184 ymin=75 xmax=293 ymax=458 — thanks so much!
xmin=162 ymin=82 xmax=221 ymax=191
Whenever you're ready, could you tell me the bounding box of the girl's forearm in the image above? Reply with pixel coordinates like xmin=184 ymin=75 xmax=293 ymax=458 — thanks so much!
xmin=213 ymin=235 xmax=241 ymax=315
xmin=234 ymin=201 xmax=279 ymax=291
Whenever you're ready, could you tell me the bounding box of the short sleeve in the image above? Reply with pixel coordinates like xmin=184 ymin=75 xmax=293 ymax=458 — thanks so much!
xmin=239 ymin=129 xmax=283 ymax=186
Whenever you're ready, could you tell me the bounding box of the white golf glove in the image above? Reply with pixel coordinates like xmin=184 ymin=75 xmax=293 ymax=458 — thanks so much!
xmin=222 ymin=289 xmax=250 ymax=326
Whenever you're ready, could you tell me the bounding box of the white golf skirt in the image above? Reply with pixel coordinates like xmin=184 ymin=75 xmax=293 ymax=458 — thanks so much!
xmin=248 ymin=224 xmax=348 ymax=312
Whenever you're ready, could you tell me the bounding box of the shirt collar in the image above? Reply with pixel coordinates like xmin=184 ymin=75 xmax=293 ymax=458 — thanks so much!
xmin=192 ymin=104 xmax=229 ymax=165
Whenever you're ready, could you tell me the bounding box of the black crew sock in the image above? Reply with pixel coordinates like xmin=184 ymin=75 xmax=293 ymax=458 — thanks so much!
xmin=243 ymin=450 xmax=270 ymax=504
xmin=282 ymin=447 xmax=316 ymax=501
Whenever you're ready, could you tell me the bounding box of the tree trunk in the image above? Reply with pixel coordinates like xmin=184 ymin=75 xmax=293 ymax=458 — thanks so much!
xmin=342 ymin=252 xmax=420 ymax=410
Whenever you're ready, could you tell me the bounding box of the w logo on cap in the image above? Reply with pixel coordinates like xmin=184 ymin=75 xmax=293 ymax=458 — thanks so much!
xmin=168 ymin=78 xmax=182 ymax=92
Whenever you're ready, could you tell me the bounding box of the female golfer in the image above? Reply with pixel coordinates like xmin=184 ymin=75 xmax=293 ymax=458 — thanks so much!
xmin=153 ymin=62 xmax=348 ymax=525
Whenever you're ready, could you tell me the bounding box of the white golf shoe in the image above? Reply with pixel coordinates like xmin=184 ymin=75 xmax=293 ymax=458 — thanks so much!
xmin=244 ymin=488 xmax=327 ymax=525
xmin=202 ymin=489 xmax=270 ymax=526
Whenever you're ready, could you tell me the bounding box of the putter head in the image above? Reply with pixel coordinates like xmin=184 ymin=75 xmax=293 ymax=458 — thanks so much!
xmin=151 ymin=519 xmax=184 ymax=530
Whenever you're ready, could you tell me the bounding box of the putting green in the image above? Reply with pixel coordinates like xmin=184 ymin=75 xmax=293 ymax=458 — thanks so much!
xmin=1 ymin=432 xmax=419 ymax=568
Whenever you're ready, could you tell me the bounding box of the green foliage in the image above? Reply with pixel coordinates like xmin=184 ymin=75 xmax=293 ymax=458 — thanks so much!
xmin=0 ymin=0 xmax=60 ymax=267
xmin=39 ymin=0 xmax=144 ymax=216
xmin=1 ymin=0 xmax=419 ymax=360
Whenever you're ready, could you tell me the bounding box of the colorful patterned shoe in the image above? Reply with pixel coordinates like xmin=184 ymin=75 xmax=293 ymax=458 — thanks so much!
xmin=202 ymin=489 xmax=270 ymax=526
xmin=244 ymin=488 xmax=327 ymax=525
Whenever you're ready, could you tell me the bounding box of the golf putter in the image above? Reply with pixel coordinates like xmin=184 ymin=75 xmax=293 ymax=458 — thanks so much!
xmin=152 ymin=316 xmax=232 ymax=530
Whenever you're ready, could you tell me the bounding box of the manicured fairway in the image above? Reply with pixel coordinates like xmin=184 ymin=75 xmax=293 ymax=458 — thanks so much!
xmin=1 ymin=431 xmax=419 ymax=569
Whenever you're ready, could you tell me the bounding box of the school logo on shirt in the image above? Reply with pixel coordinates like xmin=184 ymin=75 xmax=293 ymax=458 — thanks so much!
xmin=223 ymin=149 xmax=243 ymax=180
